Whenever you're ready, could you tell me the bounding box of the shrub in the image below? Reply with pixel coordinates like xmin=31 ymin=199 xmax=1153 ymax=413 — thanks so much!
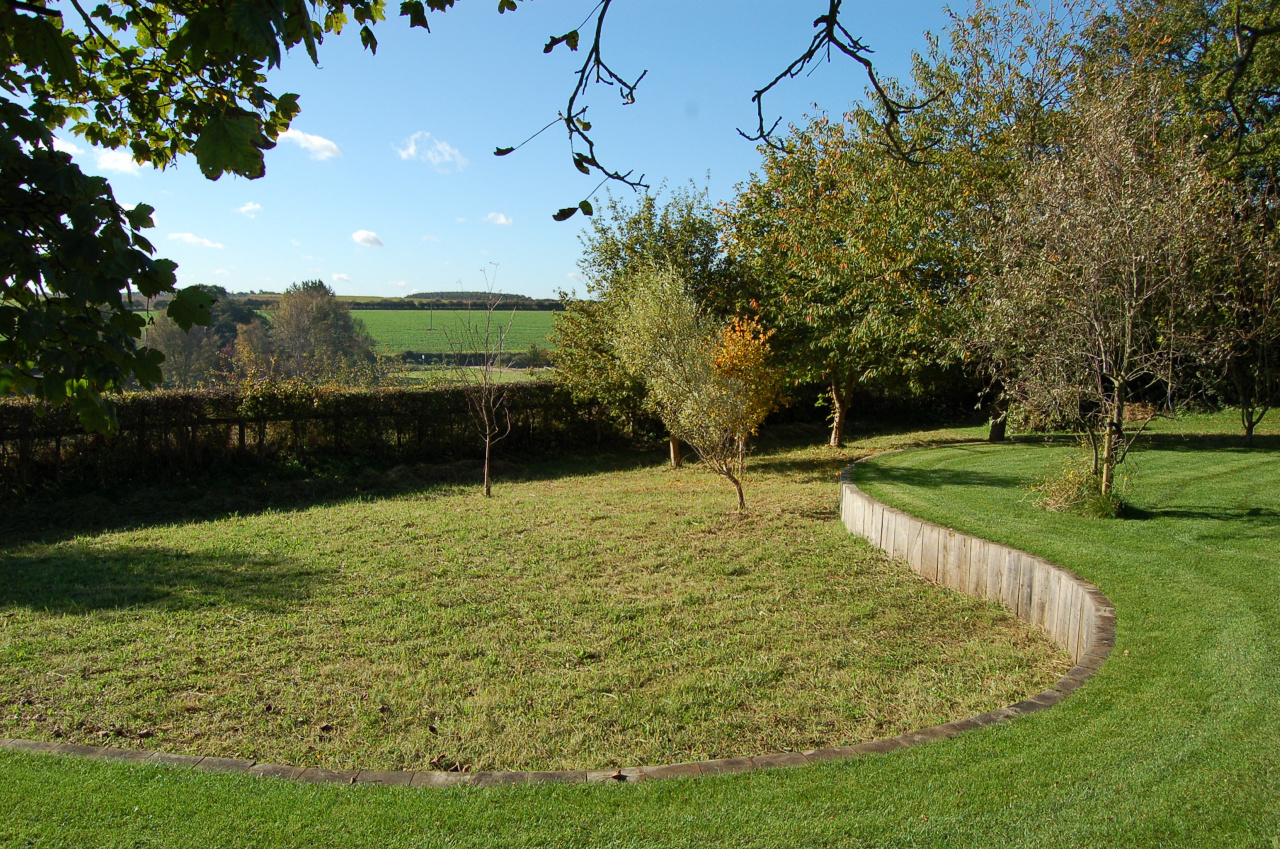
xmin=1028 ymin=447 xmax=1125 ymax=518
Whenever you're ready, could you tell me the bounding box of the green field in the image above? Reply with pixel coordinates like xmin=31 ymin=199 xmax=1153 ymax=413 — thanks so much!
xmin=2 ymin=414 xmax=1277 ymax=847
xmin=354 ymin=310 xmax=557 ymax=355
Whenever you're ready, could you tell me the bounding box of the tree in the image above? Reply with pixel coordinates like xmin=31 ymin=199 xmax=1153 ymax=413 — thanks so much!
xmin=1089 ymin=0 xmax=1280 ymax=175
xmin=989 ymin=73 xmax=1222 ymax=494
xmin=144 ymin=313 xmax=220 ymax=388
xmin=198 ymin=285 xmax=262 ymax=351
xmin=1201 ymin=185 xmax=1280 ymax=444
xmin=552 ymin=185 xmax=730 ymax=464
xmin=723 ymin=114 xmax=959 ymax=447
xmin=446 ymin=273 xmax=516 ymax=498
xmin=906 ymin=0 xmax=1098 ymax=441
xmin=614 ymin=266 xmax=780 ymax=513
xmin=269 ymin=280 xmax=375 ymax=380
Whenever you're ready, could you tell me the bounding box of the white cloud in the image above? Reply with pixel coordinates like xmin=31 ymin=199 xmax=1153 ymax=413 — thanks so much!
xmin=53 ymin=137 xmax=83 ymax=156
xmin=390 ymin=280 xmax=409 ymax=288
xmin=280 ymin=128 xmax=341 ymax=160
xmin=421 ymin=234 xmax=441 ymax=243
xmin=214 ymin=268 xmax=230 ymax=276
xmin=455 ymin=217 xmax=467 ymax=223
xmin=333 ymin=273 xmax=353 ymax=282
xmin=290 ymin=239 xmax=302 ymax=247
xmin=566 ymin=272 xmax=583 ymax=281
xmin=484 ymin=212 xmax=514 ymax=226
xmin=394 ymin=132 xmax=468 ymax=172
xmin=236 ymin=202 xmax=262 ymax=218
xmin=96 ymin=149 xmax=143 ymax=175
xmin=168 ymin=232 xmax=224 ymax=249
xmin=352 ymin=230 xmax=384 ymax=248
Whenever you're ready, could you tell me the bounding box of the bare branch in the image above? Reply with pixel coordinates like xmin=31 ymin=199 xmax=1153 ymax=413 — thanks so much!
xmin=737 ymin=0 xmax=935 ymax=163
xmin=561 ymin=0 xmax=647 ymax=191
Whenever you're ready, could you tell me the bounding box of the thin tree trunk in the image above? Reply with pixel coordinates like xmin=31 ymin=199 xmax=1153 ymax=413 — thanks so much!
xmin=484 ymin=431 xmax=492 ymax=497
xmin=1101 ymin=423 xmax=1115 ymax=495
xmin=1101 ymin=387 xmax=1126 ymax=496
xmin=669 ymin=436 xmax=682 ymax=468
xmin=829 ymin=373 xmax=854 ymax=448
xmin=726 ymin=470 xmax=746 ymax=514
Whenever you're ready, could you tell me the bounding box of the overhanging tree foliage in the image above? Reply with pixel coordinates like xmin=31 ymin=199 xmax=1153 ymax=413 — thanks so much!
xmin=2 ymin=0 xmax=921 ymax=431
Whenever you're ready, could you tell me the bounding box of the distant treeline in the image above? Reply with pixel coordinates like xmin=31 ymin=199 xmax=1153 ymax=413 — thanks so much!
xmin=139 ymin=294 xmax=564 ymax=313
xmin=379 ymin=294 xmax=564 ymax=311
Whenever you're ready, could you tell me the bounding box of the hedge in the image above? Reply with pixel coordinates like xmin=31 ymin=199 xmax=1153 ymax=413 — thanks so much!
xmin=0 ymin=382 xmax=625 ymax=495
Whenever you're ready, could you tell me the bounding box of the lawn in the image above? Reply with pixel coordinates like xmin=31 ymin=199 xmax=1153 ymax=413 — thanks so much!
xmin=1 ymin=414 xmax=1276 ymax=848
xmin=353 ymin=309 xmax=557 ymax=355
xmin=0 ymin=435 xmax=1060 ymax=774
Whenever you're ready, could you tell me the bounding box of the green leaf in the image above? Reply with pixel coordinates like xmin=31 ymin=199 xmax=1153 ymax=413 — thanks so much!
xmin=125 ymin=203 xmax=156 ymax=230
xmin=16 ymin=15 xmax=82 ymax=86
xmin=400 ymin=0 xmax=429 ymax=30
xmin=360 ymin=24 xmax=378 ymax=53
xmin=573 ymin=153 xmax=591 ymax=174
xmin=497 ymin=0 xmax=516 ymax=12
xmin=494 ymin=146 xmax=515 ymax=156
xmin=194 ymin=112 xmax=267 ymax=180
xmin=70 ymin=382 xmax=117 ymax=434
xmin=565 ymin=30 xmax=579 ymax=51
xmin=165 ymin=286 xmax=215 ymax=331
xmin=553 ymin=207 xmax=579 ymax=222
xmin=579 ymin=199 xmax=593 ymax=216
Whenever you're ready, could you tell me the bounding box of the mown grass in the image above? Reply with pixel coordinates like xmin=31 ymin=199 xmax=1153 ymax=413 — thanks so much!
xmin=355 ymin=309 xmax=556 ymax=355
xmin=1 ymin=413 xmax=1275 ymax=848
xmin=0 ymin=427 xmax=1062 ymax=773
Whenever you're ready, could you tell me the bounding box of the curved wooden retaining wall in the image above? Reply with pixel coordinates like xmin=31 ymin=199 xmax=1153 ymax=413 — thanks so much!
xmin=840 ymin=457 xmax=1116 ymax=667
xmin=0 ymin=454 xmax=1115 ymax=786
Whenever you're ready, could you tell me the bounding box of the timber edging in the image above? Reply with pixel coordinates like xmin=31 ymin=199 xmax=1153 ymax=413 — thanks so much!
xmin=0 ymin=450 xmax=1114 ymax=787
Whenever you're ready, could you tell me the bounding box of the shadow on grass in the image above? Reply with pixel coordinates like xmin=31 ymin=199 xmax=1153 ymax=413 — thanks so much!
xmin=750 ymin=424 xmax=986 ymax=485
xmin=852 ymin=462 xmax=1025 ymax=491
xmin=1131 ymin=433 xmax=1280 ymax=453
xmin=0 ymin=449 xmax=665 ymax=550
xmin=0 ymin=545 xmax=323 ymax=613
xmin=1122 ymin=504 xmax=1280 ymax=525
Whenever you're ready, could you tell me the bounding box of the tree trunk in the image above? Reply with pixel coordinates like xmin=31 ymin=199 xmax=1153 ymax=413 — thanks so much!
xmin=829 ymin=374 xmax=853 ymax=448
xmin=669 ymin=436 xmax=682 ymax=468
xmin=483 ymin=432 xmax=492 ymax=497
xmin=726 ymin=470 xmax=746 ymax=514
xmin=1100 ymin=423 xmax=1115 ymax=496
xmin=1100 ymin=387 xmax=1126 ymax=496
xmin=988 ymin=411 xmax=1008 ymax=443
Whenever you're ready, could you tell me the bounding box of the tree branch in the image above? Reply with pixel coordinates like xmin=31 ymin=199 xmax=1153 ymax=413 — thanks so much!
xmin=738 ymin=0 xmax=934 ymax=163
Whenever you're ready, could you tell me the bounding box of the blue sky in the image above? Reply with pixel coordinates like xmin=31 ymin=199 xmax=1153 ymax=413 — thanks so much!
xmin=54 ymin=1 xmax=956 ymax=299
